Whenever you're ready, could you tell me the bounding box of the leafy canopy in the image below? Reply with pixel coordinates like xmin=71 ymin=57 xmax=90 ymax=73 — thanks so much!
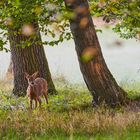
xmin=0 ymin=0 xmax=139 ymax=51
xmin=0 ymin=0 xmax=72 ymax=51
xmin=89 ymin=0 xmax=140 ymax=39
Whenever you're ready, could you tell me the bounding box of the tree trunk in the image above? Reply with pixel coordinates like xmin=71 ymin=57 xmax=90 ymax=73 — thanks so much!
xmin=9 ymin=23 xmax=56 ymax=96
xmin=65 ymin=0 xmax=127 ymax=106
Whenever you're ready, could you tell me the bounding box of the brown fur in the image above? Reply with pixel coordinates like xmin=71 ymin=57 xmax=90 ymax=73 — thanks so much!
xmin=25 ymin=72 xmax=48 ymax=109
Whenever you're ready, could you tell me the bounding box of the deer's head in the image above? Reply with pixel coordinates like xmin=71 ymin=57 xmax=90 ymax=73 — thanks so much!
xmin=25 ymin=71 xmax=39 ymax=86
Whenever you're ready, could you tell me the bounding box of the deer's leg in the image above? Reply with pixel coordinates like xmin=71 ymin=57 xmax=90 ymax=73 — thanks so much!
xmin=37 ymin=97 xmax=42 ymax=108
xmin=30 ymin=99 xmax=33 ymax=109
xmin=35 ymin=99 xmax=38 ymax=108
xmin=44 ymin=92 xmax=48 ymax=104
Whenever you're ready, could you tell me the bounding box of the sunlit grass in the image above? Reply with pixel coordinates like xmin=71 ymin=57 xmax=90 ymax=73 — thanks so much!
xmin=0 ymin=109 xmax=139 ymax=140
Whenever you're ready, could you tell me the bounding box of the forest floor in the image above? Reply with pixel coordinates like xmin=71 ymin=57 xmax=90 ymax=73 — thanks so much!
xmin=0 ymin=76 xmax=139 ymax=140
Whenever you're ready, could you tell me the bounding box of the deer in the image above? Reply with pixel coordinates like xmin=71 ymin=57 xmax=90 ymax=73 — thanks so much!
xmin=25 ymin=71 xmax=48 ymax=109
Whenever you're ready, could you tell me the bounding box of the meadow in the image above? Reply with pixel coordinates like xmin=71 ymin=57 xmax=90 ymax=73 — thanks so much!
xmin=0 ymin=76 xmax=139 ymax=140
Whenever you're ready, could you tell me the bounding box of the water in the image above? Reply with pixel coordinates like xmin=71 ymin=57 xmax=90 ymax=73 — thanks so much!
xmin=0 ymin=28 xmax=140 ymax=84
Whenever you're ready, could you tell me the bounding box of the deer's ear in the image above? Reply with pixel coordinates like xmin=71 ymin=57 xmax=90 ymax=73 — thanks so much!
xmin=32 ymin=71 xmax=39 ymax=80
xmin=24 ymin=72 xmax=29 ymax=79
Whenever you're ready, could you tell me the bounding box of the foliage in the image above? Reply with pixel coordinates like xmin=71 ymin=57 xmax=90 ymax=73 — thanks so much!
xmin=0 ymin=0 xmax=139 ymax=51
xmin=89 ymin=0 xmax=140 ymax=39
xmin=0 ymin=0 xmax=72 ymax=51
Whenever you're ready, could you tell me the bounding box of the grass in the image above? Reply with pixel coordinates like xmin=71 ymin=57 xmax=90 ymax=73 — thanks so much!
xmin=0 ymin=78 xmax=139 ymax=140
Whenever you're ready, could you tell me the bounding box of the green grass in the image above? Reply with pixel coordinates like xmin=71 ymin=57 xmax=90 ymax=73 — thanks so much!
xmin=1 ymin=130 xmax=140 ymax=140
xmin=0 ymin=79 xmax=139 ymax=140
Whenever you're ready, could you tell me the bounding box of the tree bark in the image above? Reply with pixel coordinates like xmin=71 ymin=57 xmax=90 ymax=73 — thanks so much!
xmin=9 ymin=23 xmax=56 ymax=96
xmin=65 ymin=0 xmax=127 ymax=107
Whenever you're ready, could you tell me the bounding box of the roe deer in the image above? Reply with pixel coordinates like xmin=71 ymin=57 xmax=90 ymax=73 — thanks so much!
xmin=25 ymin=71 xmax=48 ymax=109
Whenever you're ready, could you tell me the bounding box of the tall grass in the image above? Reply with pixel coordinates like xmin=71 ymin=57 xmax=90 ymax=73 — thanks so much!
xmin=0 ymin=78 xmax=139 ymax=140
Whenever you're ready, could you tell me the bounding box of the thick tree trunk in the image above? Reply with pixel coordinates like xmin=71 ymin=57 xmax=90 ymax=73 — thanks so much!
xmin=9 ymin=23 xmax=56 ymax=96
xmin=65 ymin=0 xmax=127 ymax=106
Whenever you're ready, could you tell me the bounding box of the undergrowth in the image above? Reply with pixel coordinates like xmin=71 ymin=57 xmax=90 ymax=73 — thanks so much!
xmin=0 ymin=79 xmax=139 ymax=140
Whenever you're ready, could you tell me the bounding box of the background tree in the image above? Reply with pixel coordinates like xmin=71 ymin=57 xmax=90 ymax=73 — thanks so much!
xmin=6 ymin=55 xmax=13 ymax=79
xmin=0 ymin=1 xmax=56 ymax=96
xmin=9 ymin=23 xmax=56 ymax=96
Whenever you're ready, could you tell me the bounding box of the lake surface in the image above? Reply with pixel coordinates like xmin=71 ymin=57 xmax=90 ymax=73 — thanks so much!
xmin=0 ymin=28 xmax=140 ymax=84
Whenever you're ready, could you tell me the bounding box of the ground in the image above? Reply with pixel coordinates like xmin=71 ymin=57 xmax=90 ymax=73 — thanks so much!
xmin=0 ymin=76 xmax=139 ymax=140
